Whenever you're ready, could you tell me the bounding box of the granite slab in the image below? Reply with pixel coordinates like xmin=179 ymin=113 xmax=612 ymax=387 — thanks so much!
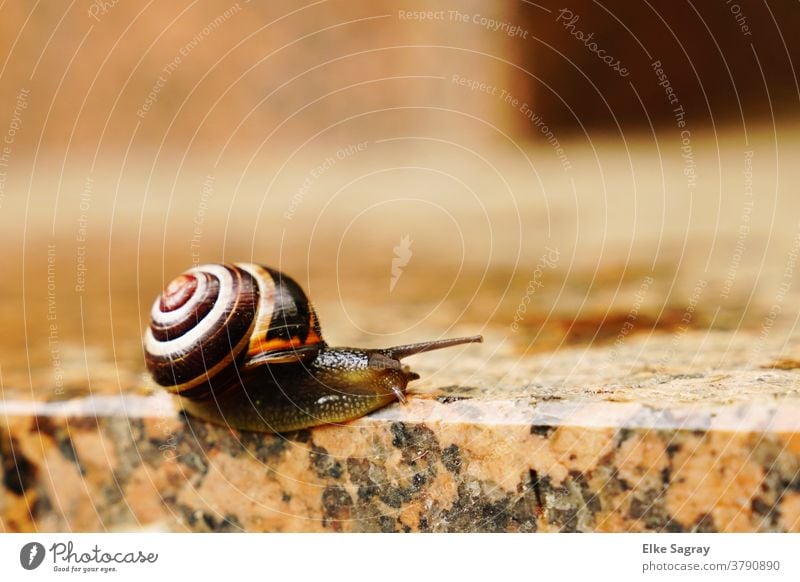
xmin=2 ymin=330 xmax=799 ymax=533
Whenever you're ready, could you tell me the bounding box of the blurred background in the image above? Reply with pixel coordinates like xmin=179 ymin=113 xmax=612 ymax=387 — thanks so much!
xmin=1 ymin=0 xmax=799 ymax=395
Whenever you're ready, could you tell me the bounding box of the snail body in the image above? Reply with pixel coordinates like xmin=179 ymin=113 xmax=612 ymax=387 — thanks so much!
xmin=143 ymin=263 xmax=482 ymax=432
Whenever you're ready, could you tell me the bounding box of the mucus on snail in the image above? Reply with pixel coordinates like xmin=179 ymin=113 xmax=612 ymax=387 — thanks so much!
xmin=143 ymin=263 xmax=482 ymax=432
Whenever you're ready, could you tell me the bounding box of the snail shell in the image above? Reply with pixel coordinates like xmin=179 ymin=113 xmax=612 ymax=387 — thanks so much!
xmin=143 ymin=263 xmax=323 ymax=400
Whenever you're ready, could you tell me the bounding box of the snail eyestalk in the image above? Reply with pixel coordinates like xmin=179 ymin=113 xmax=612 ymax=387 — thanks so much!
xmin=380 ymin=335 xmax=483 ymax=360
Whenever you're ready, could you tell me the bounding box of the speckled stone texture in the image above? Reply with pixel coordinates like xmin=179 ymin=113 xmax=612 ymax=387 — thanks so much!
xmin=2 ymin=329 xmax=800 ymax=532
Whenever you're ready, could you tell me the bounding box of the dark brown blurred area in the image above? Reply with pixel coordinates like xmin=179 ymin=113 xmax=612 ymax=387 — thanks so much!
xmin=0 ymin=0 xmax=796 ymax=155
xmin=522 ymin=1 xmax=800 ymax=134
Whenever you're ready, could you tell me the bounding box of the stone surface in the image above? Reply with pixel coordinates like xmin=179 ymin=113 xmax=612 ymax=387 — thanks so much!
xmin=2 ymin=328 xmax=800 ymax=533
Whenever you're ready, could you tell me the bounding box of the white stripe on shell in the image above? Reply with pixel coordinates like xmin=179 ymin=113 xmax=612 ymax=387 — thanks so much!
xmin=144 ymin=264 xmax=236 ymax=357
xmin=152 ymin=324 xmax=255 ymax=393
xmin=149 ymin=268 xmax=210 ymax=327
xmin=236 ymin=263 xmax=276 ymax=349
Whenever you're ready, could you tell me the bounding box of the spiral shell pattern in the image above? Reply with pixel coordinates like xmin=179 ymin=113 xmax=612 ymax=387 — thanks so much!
xmin=144 ymin=263 xmax=323 ymax=399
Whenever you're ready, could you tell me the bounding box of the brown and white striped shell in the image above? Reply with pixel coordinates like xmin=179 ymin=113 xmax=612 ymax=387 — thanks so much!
xmin=143 ymin=263 xmax=324 ymax=400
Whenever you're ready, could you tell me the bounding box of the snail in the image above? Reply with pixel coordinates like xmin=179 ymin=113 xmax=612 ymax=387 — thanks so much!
xmin=143 ymin=263 xmax=482 ymax=432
